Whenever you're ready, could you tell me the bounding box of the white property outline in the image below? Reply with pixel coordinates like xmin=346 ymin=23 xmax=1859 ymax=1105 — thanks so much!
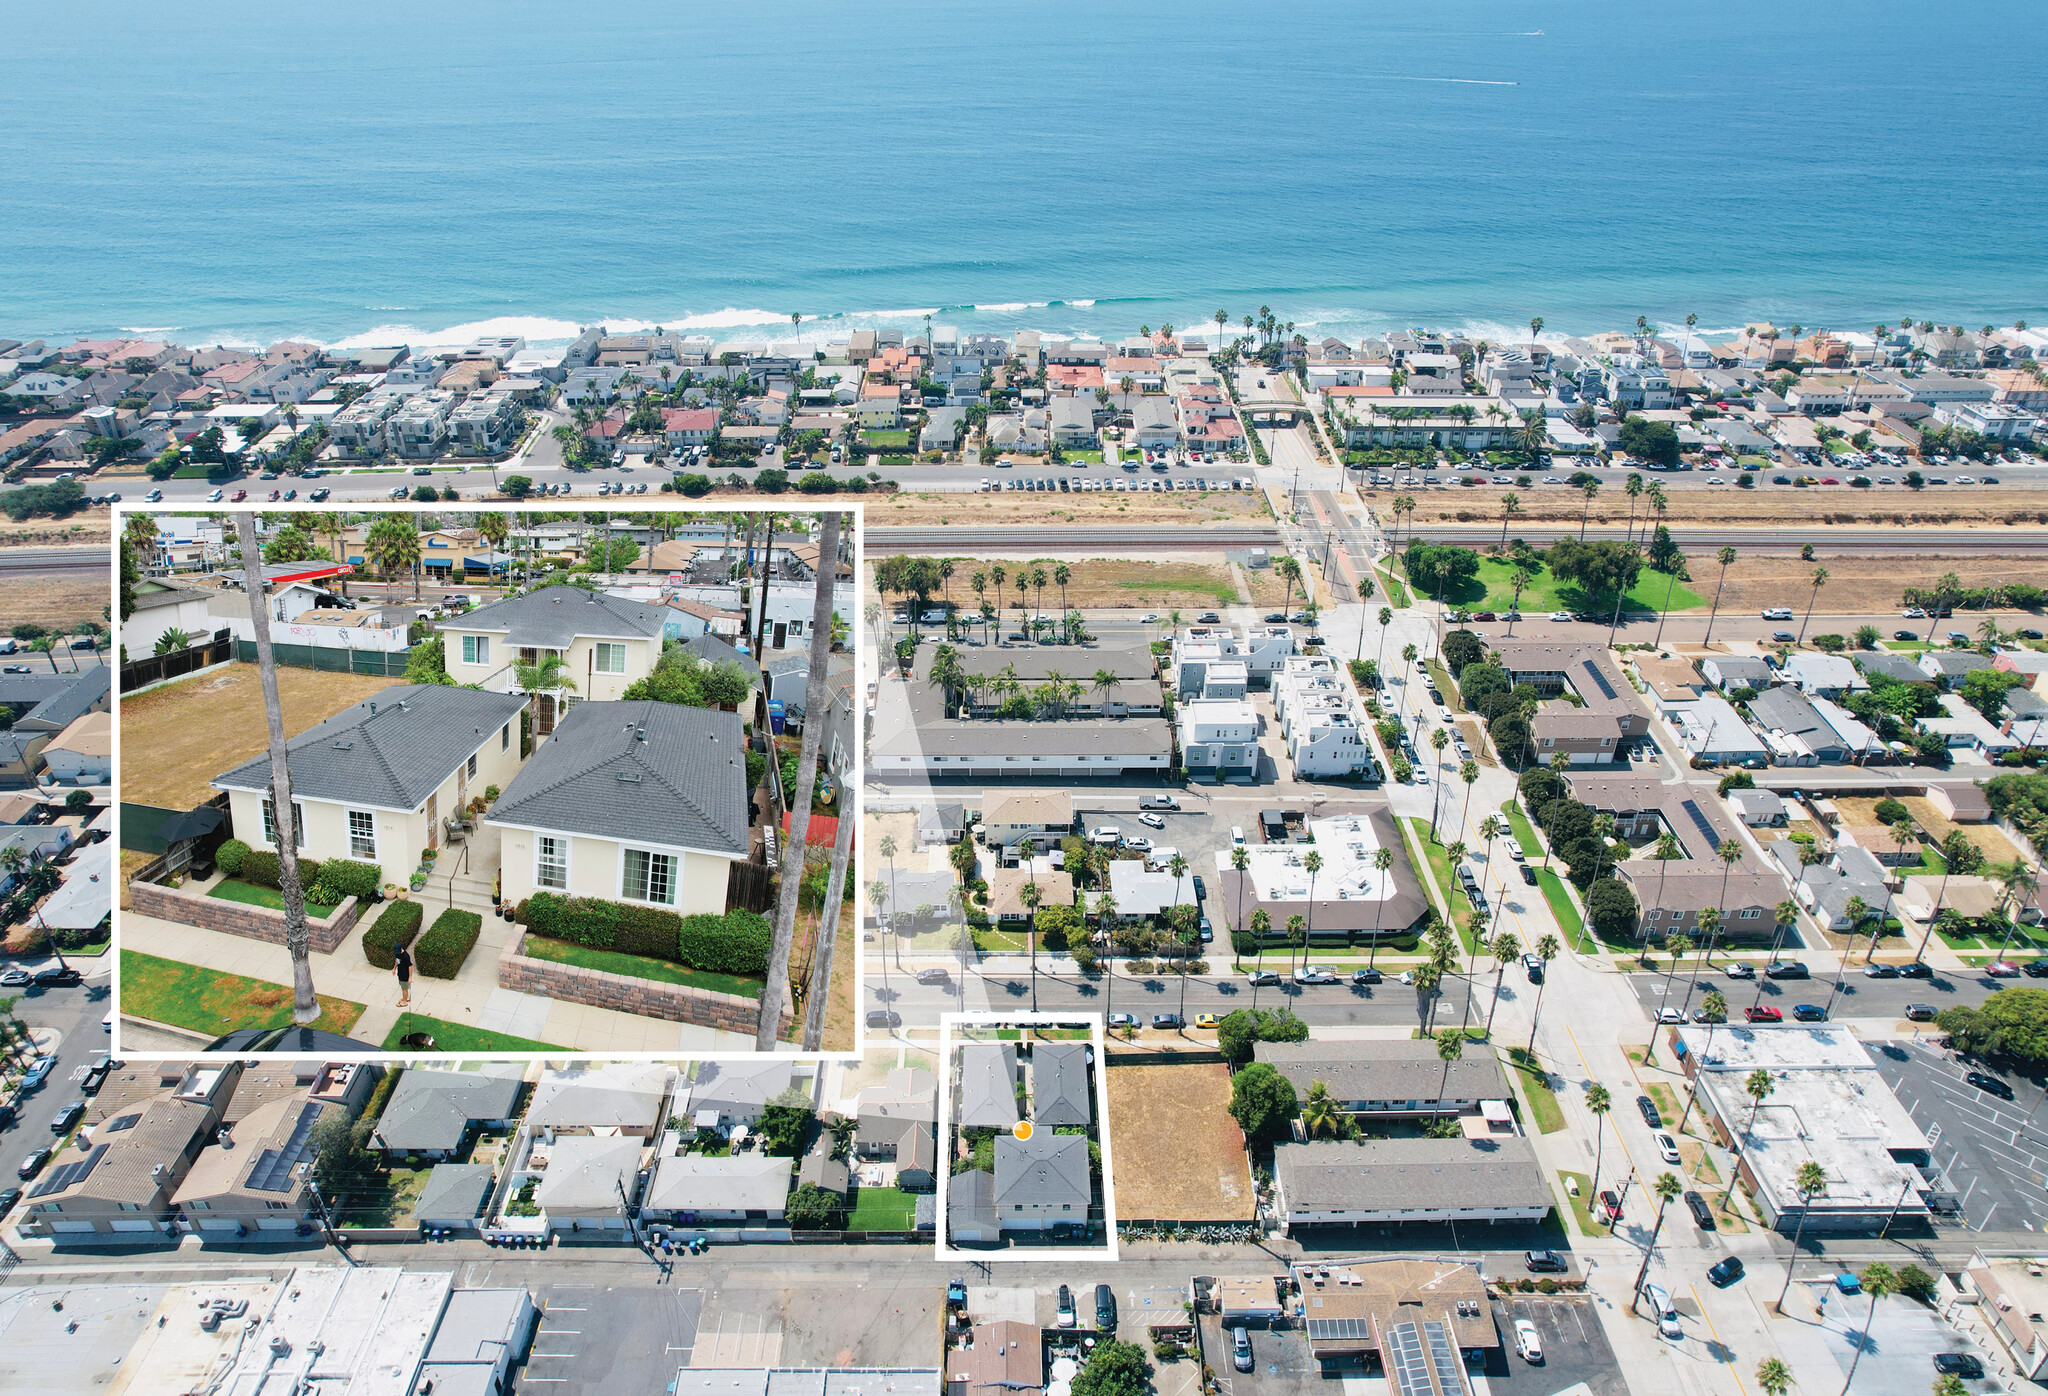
xmin=933 ymin=1010 xmax=1118 ymax=1262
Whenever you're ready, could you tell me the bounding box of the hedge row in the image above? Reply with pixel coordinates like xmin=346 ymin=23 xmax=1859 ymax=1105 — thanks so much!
xmin=308 ymin=858 xmax=382 ymax=904
xmin=361 ymin=899 xmax=423 ymax=970
xmin=515 ymin=891 xmax=771 ymax=977
xmin=415 ymin=908 xmax=483 ymax=979
xmin=240 ymin=848 xmax=324 ymax=893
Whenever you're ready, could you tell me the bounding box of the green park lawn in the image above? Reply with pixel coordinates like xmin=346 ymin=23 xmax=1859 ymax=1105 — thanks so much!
xmin=1505 ymin=1048 xmax=1566 ymax=1133
xmin=1535 ymin=868 xmax=1593 ymax=954
xmin=208 ymin=878 xmax=341 ymax=918
xmin=1400 ymin=555 xmax=1704 ymax=615
xmin=379 ymin=1012 xmax=563 ymax=1052
xmin=522 ymin=935 xmax=763 ymax=999
xmin=862 ymin=429 xmax=912 ymax=448
xmin=1502 ymin=801 xmax=1541 ymax=860
xmin=119 ymin=949 xmax=366 ymax=1037
xmin=1401 ymin=818 xmax=1482 ymax=953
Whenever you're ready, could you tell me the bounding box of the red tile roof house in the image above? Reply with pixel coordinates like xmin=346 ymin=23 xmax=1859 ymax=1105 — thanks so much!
xmin=662 ymin=408 xmax=718 ymax=447
xmin=1047 ymin=364 xmax=1105 ymax=394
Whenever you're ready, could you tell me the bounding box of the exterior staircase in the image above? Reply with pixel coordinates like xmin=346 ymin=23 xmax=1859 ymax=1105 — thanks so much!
xmin=420 ymin=868 xmax=501 ymax=919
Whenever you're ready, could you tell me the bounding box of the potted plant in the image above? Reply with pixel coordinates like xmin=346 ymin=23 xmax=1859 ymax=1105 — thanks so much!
xmin=491 ymin=872 xmax=502 ymax=906
xmin=421 ymin=847 xmax=437 ymax=865
xmin=410 ymin=872 xmax=428 ymax=892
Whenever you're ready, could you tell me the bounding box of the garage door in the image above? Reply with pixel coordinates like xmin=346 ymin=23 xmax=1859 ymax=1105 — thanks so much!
xmin=110 ymin=1219 xmax=161 ymax=1233
xmin=49 ymin=1220 xmax=96 ymax=1234
xmin=257 ymin=1218 xmax=298 ymax=1231
xmin=197 ymin=1218 xmax=241 ymax=1233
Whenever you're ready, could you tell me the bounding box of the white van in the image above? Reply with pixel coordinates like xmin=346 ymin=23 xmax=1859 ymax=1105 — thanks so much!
xmin=1643 ymin=1283 xmax=1682 ymax=1339
xmin=1144 ymin=847 xmax=1181 ymax=872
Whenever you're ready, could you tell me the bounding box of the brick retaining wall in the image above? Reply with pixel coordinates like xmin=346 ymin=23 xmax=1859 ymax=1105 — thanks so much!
xmin=497 ymin=928 xmax=790 ymax=1037
xmin=127 ymin=880 xmax=360 ymax=955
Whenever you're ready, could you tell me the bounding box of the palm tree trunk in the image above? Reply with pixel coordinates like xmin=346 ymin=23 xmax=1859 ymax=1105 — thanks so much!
xmin=800 ymin=783 xmax=856 ymax=1050
xmin=1775 ymin=1206 xmax=1815 ymax=1312
xmin=236 ymin=513 xmax=318 ymax=1025
xmin=756 ymin=510 xmax=840 ymax=1050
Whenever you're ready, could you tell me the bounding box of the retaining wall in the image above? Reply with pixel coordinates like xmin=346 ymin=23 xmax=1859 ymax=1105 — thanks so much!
xmin=126 ymin=880 xmax=360 ymax=954
xmin=496 ymin=927 xmax=789 ymax=1037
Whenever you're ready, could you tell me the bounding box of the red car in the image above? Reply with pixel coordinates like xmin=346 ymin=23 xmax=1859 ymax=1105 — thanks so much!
xmin=230 ymin=489 xmax=247 ymax=502
xmin=1600 ymin=1189 xmax=1624 ymax=1223
xmin=1821 ymin=477 xmax=1840 ymax=486
xmin=1745 ymin=1005 xmax=1783 ymax=1023
xmin=1987 ymin=961 xmax=2021 ymax=977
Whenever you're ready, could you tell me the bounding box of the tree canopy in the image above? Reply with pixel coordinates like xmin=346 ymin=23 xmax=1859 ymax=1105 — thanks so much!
xmin=1227 ymin=1062 xmax=1299 ymax=1139
xmin=1936 ymin=987 xmax=2048 ymax=1066
xmin=1545 ymin=537 xmax=1643 ymax=600
xmin=1071 ymin=1342 xmax=1152 ymax=1396
xmin=1403 ymin=542 xmax=1481 ymax=596
xmin=1618 ymin=415 xmax=1681 ymax=466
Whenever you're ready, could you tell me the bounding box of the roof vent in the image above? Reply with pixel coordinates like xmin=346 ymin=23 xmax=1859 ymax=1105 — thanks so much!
xmin=618 ymin=772 xmax=643 ymax=783
xmin=332 ymin=741 xmax=354 ymax=751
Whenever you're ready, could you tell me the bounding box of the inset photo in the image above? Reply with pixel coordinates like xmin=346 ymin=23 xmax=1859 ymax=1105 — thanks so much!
xmin=115 ymin=505 xmax=857 ymax=1055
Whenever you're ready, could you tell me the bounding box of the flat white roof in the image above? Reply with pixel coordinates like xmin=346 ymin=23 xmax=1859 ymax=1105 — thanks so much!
xmin=1218 ymin=813 xmax=1398 ymax=908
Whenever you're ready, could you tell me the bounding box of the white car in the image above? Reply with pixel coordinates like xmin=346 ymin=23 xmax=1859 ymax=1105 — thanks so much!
xmin=1139 ymin=614 xmax=1159 ymax=624
xmin=1293 ymin=966 xmax=1340 ymax=984
xmin=1137 ymin=812 xmax=1166 ymax=829
xmin=1657 ymin=1007 xmax=1686 ymax=1024
xmin=1656 ymin=1131 xmax=1681 ymax=1164
xmin=1515 ymin=1319 xmax=1543 ymax=1363
xmin=1549 ymin=611 xmax=1574 ymax=622
xmin=1760 ymin=608 xmax=1794 ymax=621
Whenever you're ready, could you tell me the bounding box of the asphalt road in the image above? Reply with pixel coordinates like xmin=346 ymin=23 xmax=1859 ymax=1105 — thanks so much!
xmin=0 ymin=548 xmax=109 ymax=575
xmin=1624 ymin=963 xmax=2007 ymax=1024
xmin=871 ymin=525 xmax=1282 ymax=551
xmin=1 ymin=964 xmax=113 ymax=1211
xmin=1409 ymin=524 xmax=2048 ymax=555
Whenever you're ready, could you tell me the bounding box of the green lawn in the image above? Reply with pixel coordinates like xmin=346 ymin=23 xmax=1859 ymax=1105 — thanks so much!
xmin=1884 ymin=640 xmax=1936 ymax=653
xmin=862 ymin=429 xmax=912 ymax=448
xmin=1503 ymin=801 xmax=1541 ymax=860
xmin=1505 ymin=1048 xmax=1566 ymax=1133
xmin=1402 ymin=817 xmax=1482 ymax=953
xmin=335 ymin=1166 xmax=433 ymax=1228
xmin=522 ymin=935 xmax=763 ymax=999
xmin=119 ymin=949 xmax=366 ymax=1037
xmin=1426 ymin=659 xmax=1464 ymax=711
xmin=208 ymin=878 xmax=340 ymax=918
xmin=1558 ymin=1170 xmax=1613 ymax=1237
xmin=1375 ymin=566 xmax=1413 ymax=608
xmin=1536 ymin=868 xmax=1593 ymax=954
xmin=380 ymin=1012 xmax=563 ymax=1052
xmin=846 ymin=1185 xmax=920 ymax=1231
xmin=1402 ymin=555 xmax=1706 ymax=615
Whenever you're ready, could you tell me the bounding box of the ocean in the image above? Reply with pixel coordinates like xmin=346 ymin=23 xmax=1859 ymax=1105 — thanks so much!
xmin=4 ymin=0 xmax=2045 ymax=350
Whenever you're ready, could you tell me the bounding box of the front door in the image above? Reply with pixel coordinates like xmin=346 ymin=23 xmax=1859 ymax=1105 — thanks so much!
xmin=427 ymin=793 xmax=438 ymax=850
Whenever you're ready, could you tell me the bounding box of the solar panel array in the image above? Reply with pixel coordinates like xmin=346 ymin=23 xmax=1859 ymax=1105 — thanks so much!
xmin=1306 ymin=1318 xmax=1376 ymax=1342
xmin=247 ymin=1101 xmax=325 ymax=1192
xmin=1423 ymin=1320 xmax=1463 ymax=1396
xmin=28 ymin=1144 xmax=107 ymax=1198
xmin=1385 ymin=1322 xmax=1434 ymax=1396
xmin=103 ymin=1112 xmax=142 ymax=1134
xmin=1578 ymin=658 xmax=1619 ymax=701
xmin=1679 ymin=799 xmax=1721 ymax=853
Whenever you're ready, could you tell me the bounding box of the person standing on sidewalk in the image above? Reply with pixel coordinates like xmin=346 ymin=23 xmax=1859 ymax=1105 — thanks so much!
xmin=394 ymin=942 xmax=413 ymax=1007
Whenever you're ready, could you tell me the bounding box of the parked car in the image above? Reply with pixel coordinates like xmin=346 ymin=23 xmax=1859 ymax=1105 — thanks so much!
xmin=1766 ymin=961 xmax=1810 ymax=979
xmin=1933 ymin=1355 xmax=1985 ymax=1380
xmin=1351 ymin=967 xmax=1383 ymax=986
xmin=0 ymin=1187 xmax=19 ymax=1220
xmin=0 ymin=967 xmax=30 ymax=987
xmin=1724 ymin=962 xmax=1756 ymax=979
xmin=1707 ymin=1257 xmax=1745 ymax=1287
xmin=1108 ymin=1013 xmax=1139 ymax=1029
xmin=1656 ymin=1131 xmax=1681 ymax=1164
xmin=18 ymin=1147 xmax=52 ymax=1180
xmin=35 ymin=965 xmax=82 ymax=986
xmin=1656 ymin=1006 xmax=1685 ymax=1024
xmin=1095 ymin=1284 xmax=1117 ymax=1331
xmin=1900 ymin=961 xmax=1933 ymax=978
xmin=1905 ymin=1004 xmax=1937 ymax=1021
xmin=1834 ymin=1273 xmax=1862 ymax=1296
xmin=864 ymin=1010 xmax=902 ymax=1029
xmin=1864 ymin=963 xmax=1900 ymax=978
xmin=1138 ymin=795 xmax=1179 ymax=811
xmin=1293 ymin=966 xmax=1339 ymax=984
xmin=21 ymin=1057 xmax=54 ymax=1089
xmin=1524 ymin=1250 xmax=1569 ymax=1273
xmin=1232 ymin=1328 xmax=1254 ymax=1373
xmin=1137 ymin=813 xmax=1166 ymax=829
xmin=1514 ymin=1319 xmax=1543 ymax=1363
xmin=1685 ymin=1191 xmax=1715 ymax=1229
xmin=1987 ymin=961 xmax=2022 ymax=977
xmin=1056 ymin=1286 xmax=1076 ymax=1329
xmin=1965 ymin=1071 xmax=2014 ymax=1100
xmin=50 ymin=1100 xmax=85 ymax=1134
xmin=1746 ymin=1005 xmax=1783 ymax=1023
xmin=1151 ymin=1014 xmax=1185 ymax=1029
xmin=1792 ymin=1004 xmax=1828 ymax=1022
xmin=1245 ymin=970 xmax=1282 ymax=986
xmin=1519 ymin=864 xmax=1539 ymax=886
xmin=1771 ymin=631 xmax=1796 ymax=643
xmin=1194 ymin=1013 xmax=1221 ymax=1029
xmin=914 ymin=968 xmax=950 ymax=985
xmin=1637 ymin=1095 xmax=1663 ymax=1128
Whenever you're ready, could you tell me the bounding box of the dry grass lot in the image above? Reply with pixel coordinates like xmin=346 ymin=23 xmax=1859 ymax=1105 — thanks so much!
xmin=1105 ymin=1060 xmax=1255 ymax=1222
xmin=1849 ymin=795 xmax=2027 ymax=867
xmin=876 ymin=490 xmax=1272 ymax=529
xmin=1390 ymin=487 xmax=2048 ymax=532
xmin=119 ymin=662 xmax=400 ymax=809
xmin=0 ymin=569 xmax=113 ymax=632
xmin=791 ymin=897 xmax=858 ymax=1050
xmin=935 ymin=557 xmax=1294 ymax=611
xmin=1708 ymin=553 xmax=2048 ymax=615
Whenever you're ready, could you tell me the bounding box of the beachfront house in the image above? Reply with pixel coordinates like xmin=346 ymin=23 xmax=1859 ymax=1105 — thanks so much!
xmin=486 ymin=699 xmax=751 ymax=916
xmin=211 ymin=684 xmax=529 ymax=891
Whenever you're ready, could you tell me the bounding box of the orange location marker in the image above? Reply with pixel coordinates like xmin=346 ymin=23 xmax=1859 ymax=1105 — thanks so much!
xmin=1013 ymin=1120 xmax=1035 ymax=1142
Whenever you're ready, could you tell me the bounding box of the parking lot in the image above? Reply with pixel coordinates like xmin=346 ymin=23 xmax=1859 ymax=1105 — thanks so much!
xmin=513 ymin=1282 xmax=701 ymax=1393
xmin=1201 ymin=1315 xmax=1327 ymax=1396
xmin=1870 ymin=1038 xmax=2048 ymax=1236
xmin=1488 ymin=1293 xmax=1628 ymax=1396
xmin=1809 ymin=1290 xmax=1996 ymax=1396
xmin=1625 ymin=965 xmax=2005 ymax=1027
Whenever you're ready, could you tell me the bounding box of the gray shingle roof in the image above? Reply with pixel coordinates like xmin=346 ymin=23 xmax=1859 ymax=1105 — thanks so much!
xmin=1254 ymin=1040 xmax=1505 ymax=1106
xmin=372 ymin=1068 xmax=525 ymax=1154
xmin=458 ymin=584 xmax=669 ymax=647
xmin=1030 ymin=1044 xmax=1092 ymax=1127
xmin=993 ymin=1132 xmax=1090 ymax=1208
xmin=678 ymin=633 xmax=759 ymax=683
xmin=21 ymin=666 xmax=108 ymax=732
xmin=1274 ymin=1137 xmax=1549 ymax=1214
xmin=957 ymin=1044 xmax=1020 ymax=1130
xmin=213 ymin=684 xmax=529 ymax=810
xmin=487 ymin=699 xmax=747 ymax=855
xmin=949 ymin=1168 xmax=999 ymax=1239
xmin=413 ymin=1163 xmax=495 ymax=1224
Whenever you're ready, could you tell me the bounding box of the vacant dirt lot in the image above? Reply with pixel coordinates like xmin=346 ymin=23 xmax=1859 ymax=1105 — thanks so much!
xmin=872 ymin=489 xmax=1272 ymax=528
xmin=1389 ymin=487 xmax=2048 ymax=532
xmin=923 ymin=557 xmax=1295 ymax=612
xmin=0 ymin=569 xmax=112 ymax=633
xmin=0 ymin=517 xmax=111 ymax=547
xmin=1105 ymin=1060 xmax=1254 ymax=1222
xmin=1706 ymin=553 xmax=2048 ymax=615
xmin=119 ymin=662 xmax=401 ymax=810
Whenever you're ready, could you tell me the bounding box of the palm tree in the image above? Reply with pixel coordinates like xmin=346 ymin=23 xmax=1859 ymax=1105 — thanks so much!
xmin=1578 ymin=479 xmax=1599 ymax=540
xmin=1774 ymin=1160 xmax=1832 ymax=1312
xmin=1214 ymin=309 xmax=1230 ymax=353
xmin=1301 ymin=1080 xmax=1344 ymax=1139
xmin=1053 ymin=564 xmax=1071 ymax=626
xmin=1629 ymin=1172 xmax=1685 ymax=1314
xmin=1031 ymin=566 xmax=1048 ymax=624
xmin=1399 ymin=644 xmax=1421 ymax=727
xmin=234 ymin=513 xmax=319 ymax=1026
xmin=1248 ymin=908 xmax=1272 ymax=1007
xmin=1498 ymin=493 xmax=1521 ymax=550
xmin=1285 ymin=914 xmax=1307 ymax=978
xmin=1725 ymin=1067 xmax=1775 ymax=1205
xmin=1374 ymin=605 xmax=1395 ymax=676
xmin=1622 ymin=473 xmax=1645 ymax=546
xmin=364 ymin=512 xmax=424 ymax=599
xmin=512 ymin=650 xmax=578 ymax=734
xmin=1702 ymin=547 xmax=1737 ymax=645
xmin=1837 ymin=1264 xmax=1897 ymax=1396
xmin=1431 ymin=1029 xmax=1464 ymax=1128
xmin=1657 ymin=931 xmax=1693 ymax=1016
xmin=1586 ymin=1083 xmax=1614 ymax=1212
xmin=1276 ymin=557 xmax=1302 ymax=616
xmin=1507 ymin=567 xmax=1533 ymax=634
xmin=1522 ymin=931 xmax=1563 ymax=1055
xmin=1367 ymin=846 xmax=1396 ymax=967
xmin=1302 ymin=850 xmax=1324 ymax=963
xmin=1428 ymin=728 xmax=1451 ymax=835
xmin=1755 ymin=1359 xmax=1792 ymax=1396
xmin=1799 ymin=567 xmax=1828 ymax=645
xmin=1457 ymin=760 xmax=1481 ymax=838
xmin=1095 ymin=890 xmax=1119 ymax=1019
xmin=1485 ymin=931 xmax=1521 ymax=1035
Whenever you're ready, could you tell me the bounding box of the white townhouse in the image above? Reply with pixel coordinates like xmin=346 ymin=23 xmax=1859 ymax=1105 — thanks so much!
xmin=441 ymin=585 xmax=669 ymax=735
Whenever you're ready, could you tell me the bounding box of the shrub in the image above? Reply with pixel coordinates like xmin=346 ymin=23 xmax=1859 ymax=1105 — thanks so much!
xmin=1873 ymin=797 xmax=1911 ymax=826
xmin=215 ymin=839 xmax=250 ymax=876
xmin=239 ymin=848 xmax=324 ymax=893
xmin=361 ymin=898 xmax=423 ymax=969
xmin=677 ymin=908 xmax=772 ymax=976
xmin=516 ymin=892 xmax=773 ymax=977
xmin=678 ymin=473 xmax=713 ymax=497
xmin=414 ymin=908 xmax=483 ymax=979
xmin=1896 ymin=1263 xmax=1936 ymax=1302
xmin=318 ymin=858 xmax=383 ymax=902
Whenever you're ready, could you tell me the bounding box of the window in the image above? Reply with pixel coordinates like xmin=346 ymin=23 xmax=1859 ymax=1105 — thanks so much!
xmin=261 ymin=798 xmax=305 ymax=849
xmin=347 ymin=810 xmax=376 ymax=860
xmin=622 ymin=848 xmax=676 ymax=905
xmin=1645 ymin=909 xmax=1661 ymax=921
xmin=594 ymin=642 xmax=627 ymax=674
xmin=536 ymin=836 xmax=567 ymax=890
xmin=266 ymin=1201 xmax=288 ymax=1210
xmin=500 ymin=722 xmax=511 ymax=752
xmin=185 ymin=1200 xmax=211 ymax=1211
xmin=1739 ymin=907 xmax=1761 ymax=919
xmin=116 ymin=1201 xmax=141 ymax=1212
xmin=467 ymin=753 xmax=478 ymax=779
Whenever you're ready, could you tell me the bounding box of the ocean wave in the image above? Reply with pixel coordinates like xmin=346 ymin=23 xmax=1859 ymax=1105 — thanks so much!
xmin=970 ymin=302 xmax=1048 ymax=313
xmin=119 ymin=326 xmax=182 ymax=336
xmin=325 ymin=315 xmax=587 ymax=351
